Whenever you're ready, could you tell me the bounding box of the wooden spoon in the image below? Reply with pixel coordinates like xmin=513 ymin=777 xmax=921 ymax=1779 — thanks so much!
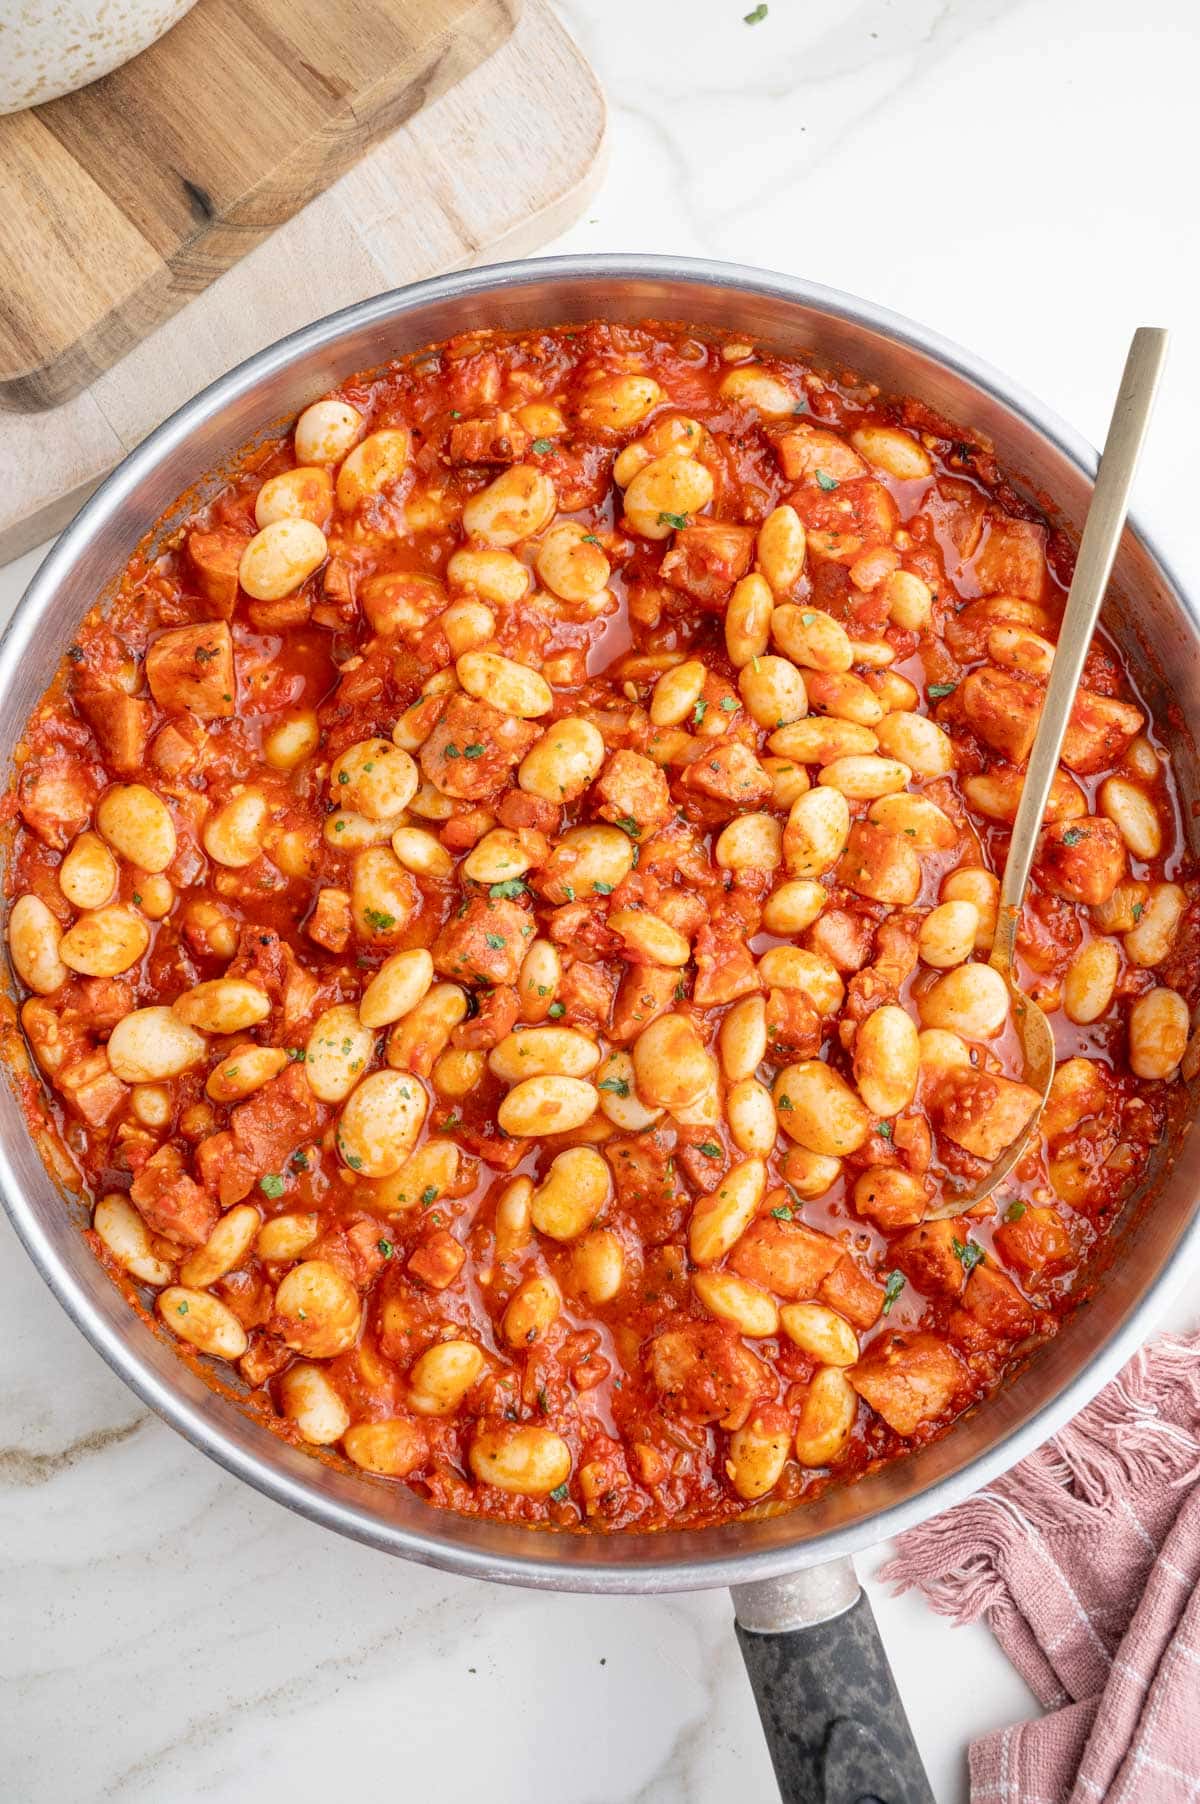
xmin=928 ymin=327 xmax=1168 ymax=1219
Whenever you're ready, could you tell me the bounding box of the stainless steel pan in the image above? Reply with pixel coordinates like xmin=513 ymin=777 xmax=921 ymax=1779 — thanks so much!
xmin=3 ymin=256 xmax=1198 ymax=1803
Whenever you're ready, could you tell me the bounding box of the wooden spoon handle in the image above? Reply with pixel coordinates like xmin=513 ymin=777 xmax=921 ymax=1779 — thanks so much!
xmin=991 ymin=327 xmax=1169 ymax=971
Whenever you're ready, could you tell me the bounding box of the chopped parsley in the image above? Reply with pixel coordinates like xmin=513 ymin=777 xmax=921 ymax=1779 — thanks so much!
xmin=770 ymin=1203 xmax=793 ymax=1220
xmin=485 ymin=932 xmax=506 ymax=950
xmin=177 ymin=1300 xmax=189 ymax=1315
xmin=337 ymin=770 xmax=351 ymax=783
xmin=445 ymin=743 xmax=461 ymax=759
xmin=531 ymin=438 xmax=554 ymax=454
xmin=193 ymin=644 xmax=221 ymax=662
xmin=550 ymin=1483 xmax=570 ymax=1503
xmin=377 ymin=1239 xmax=394 ymax=1259
xmin=657 ymin=510 xmax=689 ymax=530
xmin=464 ymin=743 xmax=485 ymax=759
xmin=489 ymin=879 xmax=527 ymax=899
xmin=1131 ymin=901 xmax=1145 ymax=921
xmin=876 ymin=1120 xmax=894 ymax=1140
xmin=582 ymin=534 xmax=601 ymax=545
xmin=286 ymin=1047 xmax=306 ymax=1062
xmin=744 ymin=2 xmax=768 ymax=19
xmin=598 ymin=1077 xmax=630 ymax=1097
xmin=363 ymin=908 xmax=396 ymax=931
xmin=952 ymin=1236 xmax=986 ymax=1275
xmin=1005 ymin=1199 xmax=1028 ymax=1222
xmin=421 ymin=1186 xmax=440 ymax=1206
xmin=592 ymin=879 xmax=614 ymax=895
xmin=881 ymin=1270 xmax=905 ymax=1315
xmin=777 ymin=1094 xmax=794 ymax=1111
xmin=697 ymin=1141 xmax=721 ymax=1158
xmin=928 ymin=681 xmax=957 ymax=699
xmin=815 ymin=469 xmax=839 ymax=491
xmin=719 ymin=695 xmax=738 ymax=712
xmin=800 ymin=611 xmax=816 ymax=626
xmin=259 ymin=1173 xmax=285 ymax=1199
xmin=1061 ymin=827 xmax=1087 ymax=847
xmin=614 ymin=816 xmax=641 ymax=838
xmin=693 ymin=699 xmax=708 ymax=725
xmin=548 ymin=1001 xmax=566 ymax=1018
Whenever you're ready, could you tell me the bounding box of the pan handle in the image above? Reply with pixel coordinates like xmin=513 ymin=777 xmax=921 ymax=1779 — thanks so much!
xmin=731 ymin=1558 xmax=934 ymax=1804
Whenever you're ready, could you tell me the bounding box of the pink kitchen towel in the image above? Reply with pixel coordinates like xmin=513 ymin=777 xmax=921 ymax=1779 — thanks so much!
xmin=881 ymin=1332 xmax=1200 ymax=1802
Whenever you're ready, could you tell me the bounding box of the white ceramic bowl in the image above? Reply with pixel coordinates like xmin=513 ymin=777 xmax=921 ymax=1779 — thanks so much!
xmin=0 ymin=0 xmax=197 ymax=114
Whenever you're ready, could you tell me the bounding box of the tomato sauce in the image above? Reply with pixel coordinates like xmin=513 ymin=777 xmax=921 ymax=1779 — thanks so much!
xmin=5 ymin=320 xmax=1196 ymax=1532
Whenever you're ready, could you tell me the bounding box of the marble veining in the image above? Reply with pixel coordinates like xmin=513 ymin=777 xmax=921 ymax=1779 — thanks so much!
xmin=3 ymin=0 xmax=1199 ymax=1797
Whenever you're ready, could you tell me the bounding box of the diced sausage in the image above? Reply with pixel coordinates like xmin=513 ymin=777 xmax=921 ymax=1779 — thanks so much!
xmin=849 ymin=1331 xmax=966 ymax=1435
xmin=432 ymin=894 xmax=532 ymax=987
xmin=593 ymin=750 xmax=672 ymax=837
xmin=130 ymin=1144 xmax=218 ymax=1248
xmin=419 ymin=694 xmax=539 ymax=800
xmin=187 ymin=528 xmax=248 ymax=616
xmin=729 ymin=1218 xmax=842 ymax=1299
xmin=146 ymin=622 xmax=236 ymax=719
xmin=647 ymin=1321 xmax=769 ymax=1425
xmin=75 ymin=689 xmax=153 ymax=777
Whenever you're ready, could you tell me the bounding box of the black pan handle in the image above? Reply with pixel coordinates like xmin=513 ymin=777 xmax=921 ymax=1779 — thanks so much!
xmin=732 ymin=1559 xmax=934 ymax=1804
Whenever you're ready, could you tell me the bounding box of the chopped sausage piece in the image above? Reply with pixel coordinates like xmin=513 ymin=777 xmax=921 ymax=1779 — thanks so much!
xmin=948 ymin=1264 xmax=1037 ymax=1352
xmin=684 ymin=741 xmax=772 ymax=808
xmin=993 ymin=1204 xmax=1073 ymax=1275
xmin=611 ymin=964 xmax=681 ymax=1041
xmin=593 ymin=750 xmax=672 ymax=838
xmin=934 ymin=1069 xmax=1042 ymax=1162
xmin=197 ymin=1065 xmax=323 ymax=1208
xmin=694 ymin=923 xmax=762 ymax=1007
xmin=497 ymin=788 xmax=561 ymax=835
xmin=774 ymin=423 xmax=866 ymax=484
xmin=146 ymin=622 xmax=236 ymax=718
xmin=849 ymin=1331 xmax=966 ymax=1436
xmin=149 ymin=715 xmax=206 ymax=778
xmin=1060 ymin=691 xmax=1145 ymax=775
xmin=58 ymin=1049 xmax=128 ymax=1126
xmin=729 ymin=1218 xmax=842 ymax=1300
xmin=419 ymin=694 xmax=538 ymax=801
xmin=556 ymin=958 xmax=617 ymax=1031
xmin=819 ymin=1255 xmax=885 ymax=1330
xmin=187 ymin=527 xmax=248 ymax=616
xmin=130 ymin=1145 xmax=218 ymax=1248
xmin=647 ymin=1321 xmax=769 ymax=1425
xmin=18 ymin=749 xmax=99 ymax=850
xmin=74 ymin=688 xmax=153 ymax=777
xmin=306 ymin=886 xmax=352 ymax=954
xmin=790 ymin=478 xmax=898 ymax=559
xmin=452 ymin=984 xmax=519 ymax=1049
xmin=764 ymin=987 xmax=822 ymax=1059
xmin=970 ymin=513 xmax=1047 ymax=600
xmin=958 ymin=665 xmax=1042 ymax=765
xmin=891 ymin=1219 xmax=968 ymax=1298
xmin=447 ymin=412 xmax=531 ymax=464
xmin=659 ymin=520 xmax=755 ymax=605
xmin=433 ymin=894 xmax=532 ymax=987
xmin=1035 ymin=817 xmax=1126 ymax=906
xmin=407 ymin=1229 xmax=467 ymax=1290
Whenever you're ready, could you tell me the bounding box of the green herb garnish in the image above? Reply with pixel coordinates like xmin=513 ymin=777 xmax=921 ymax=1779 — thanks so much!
xmin=881 ymin=1270 xmax=905 ymax=1314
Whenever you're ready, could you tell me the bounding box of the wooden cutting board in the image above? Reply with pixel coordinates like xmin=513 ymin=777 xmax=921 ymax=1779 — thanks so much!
xmin=0 ymin=0 xmax=520 ymax=413
xmin=0 ymin=0 xmax=606 ymax=562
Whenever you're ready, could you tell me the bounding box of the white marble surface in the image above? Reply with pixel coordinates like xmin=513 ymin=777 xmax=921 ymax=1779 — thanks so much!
xmin=4 ymin=0 xmax=1200 ymax=1798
